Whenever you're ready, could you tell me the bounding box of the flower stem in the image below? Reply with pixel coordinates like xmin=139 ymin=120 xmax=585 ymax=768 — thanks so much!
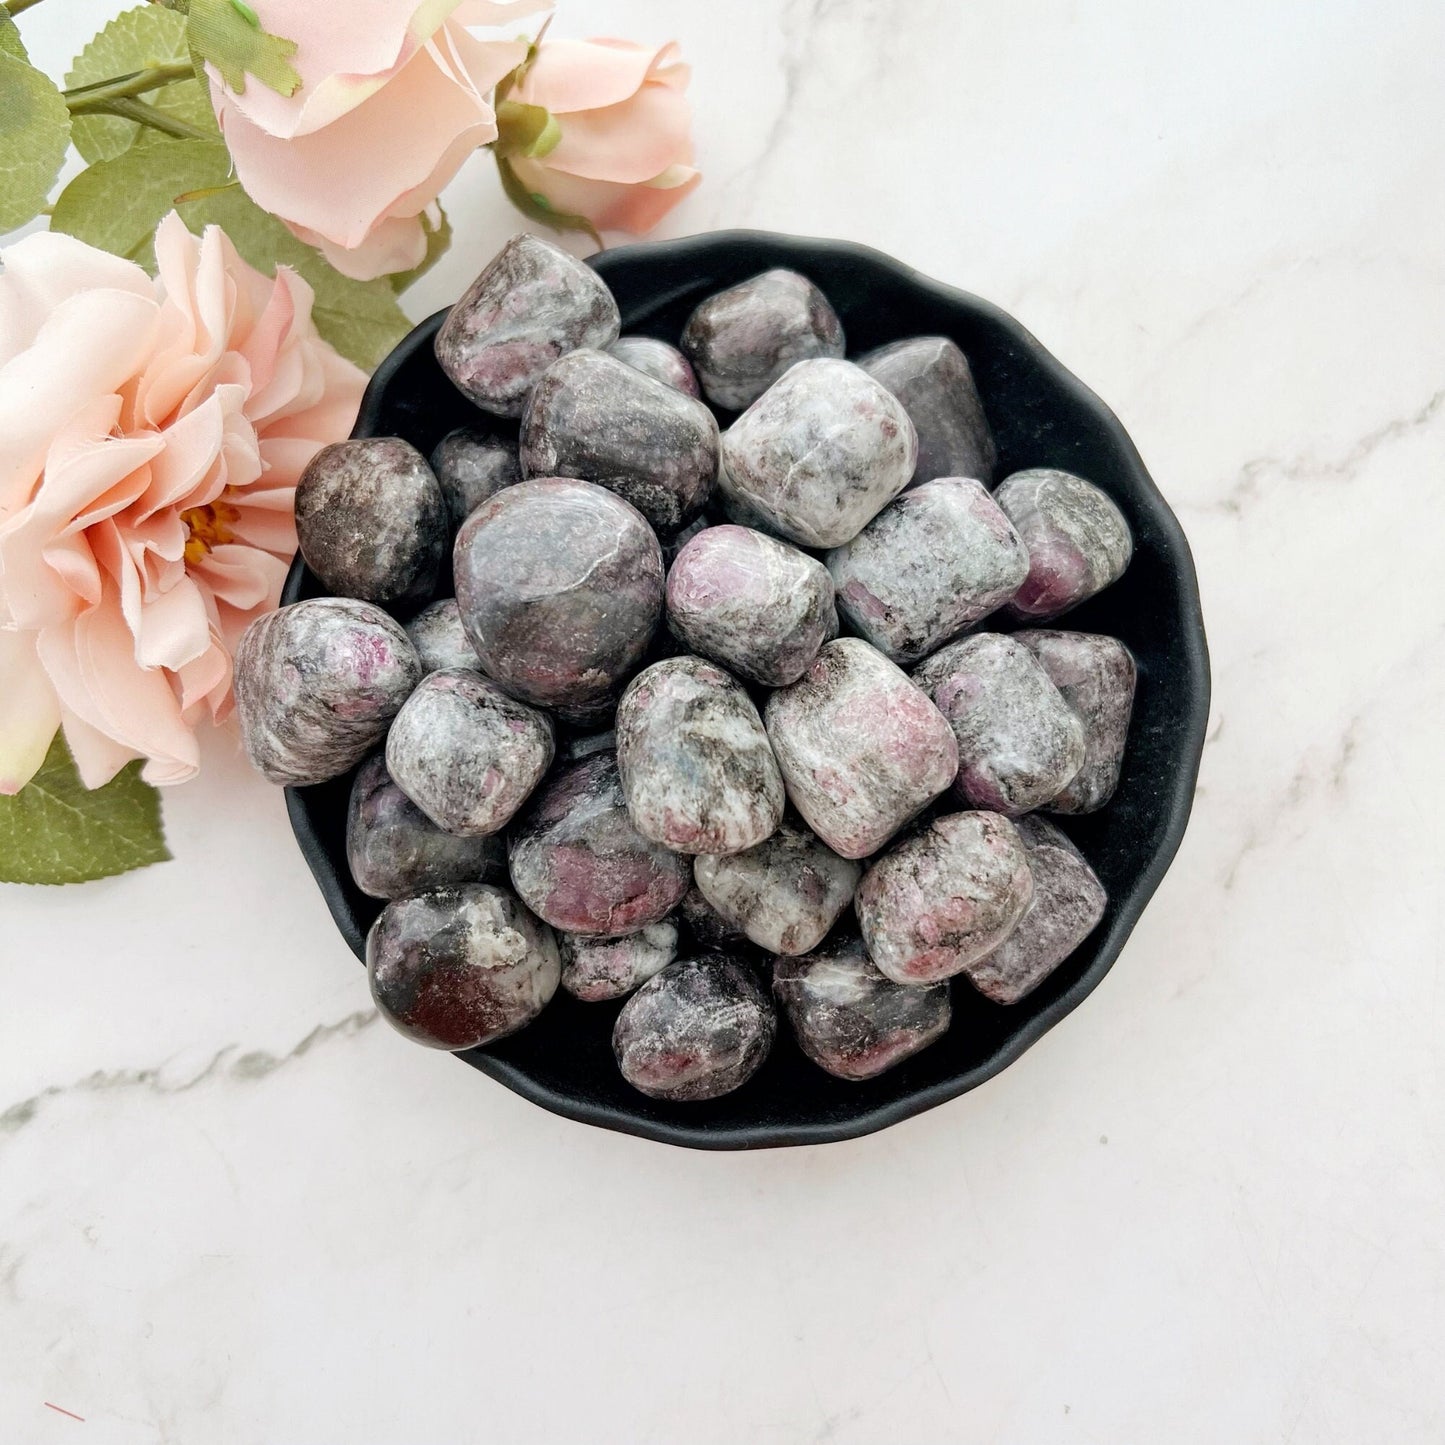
xmin=69 ymin=95 xmax=213 ymax=142
xmin=63 ymin=61 xmax=195 ymax=108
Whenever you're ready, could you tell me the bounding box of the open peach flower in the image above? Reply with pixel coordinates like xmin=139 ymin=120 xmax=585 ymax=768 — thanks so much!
xmin=0 ymin=214 xmax=366 ymax=794
xmin=211 ymin=0 xmax=549 ymax=280
xmin=508 ymin=38 xmax=700 ymax=235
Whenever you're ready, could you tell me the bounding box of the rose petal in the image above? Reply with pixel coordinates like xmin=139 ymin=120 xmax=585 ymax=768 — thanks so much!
xmin=511 ymin=156 xmax=701 ymax=234
xmin=541 ymin=81 xmax=695 ymax=184
xmin=514 ymin=38 xmax=679 ymax=115
xmin=0 ymin=628 xmax=60 ymax=794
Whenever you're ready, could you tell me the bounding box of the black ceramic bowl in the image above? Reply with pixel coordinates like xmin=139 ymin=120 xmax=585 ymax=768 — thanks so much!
xmin=282 ymin=231 xmax=1209 ymax=1150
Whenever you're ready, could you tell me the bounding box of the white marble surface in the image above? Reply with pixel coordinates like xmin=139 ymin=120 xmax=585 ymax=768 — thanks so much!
xmin=4 ymin=0 xmax=1445 ymax=1439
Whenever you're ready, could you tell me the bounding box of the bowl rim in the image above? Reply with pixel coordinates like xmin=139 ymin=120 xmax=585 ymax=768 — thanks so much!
xmin=284 ymin=229 xmax=1211 ymax=1150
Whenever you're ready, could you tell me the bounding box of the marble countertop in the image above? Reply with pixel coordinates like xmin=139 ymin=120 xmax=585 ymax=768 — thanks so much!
xmin=4 ymin=0 xmax=1443 ymax=1439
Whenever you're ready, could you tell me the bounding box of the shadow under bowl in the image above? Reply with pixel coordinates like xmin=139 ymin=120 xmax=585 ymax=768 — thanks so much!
xmin=282 ymin=230 xmax=1210 ymax=1151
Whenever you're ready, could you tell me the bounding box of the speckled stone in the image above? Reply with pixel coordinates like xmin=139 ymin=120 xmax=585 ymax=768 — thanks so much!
xmin=764 ymin=638 xmax=958 ymax=860
xmin=560 ymin=921 xmax=679 ymax=1002
xmin=507 ymin=752 xmax=691 ymax=937
xmin=430 ymin=427 xmax=520 ymax=528
xmin=826 ymin=478 xmax=1028 ymax=664
xmin=666 ymin=524 xmax=836 ymax=687
xmin=720 ymin=359 xmax=917 ymax=548
xmin=385 ymin=669 xmax=553 ymax=837
xmin=367 ymin=884 xmax=559 ymax=1050
xmin=607 ymin=336 xmax=701 ymax=396
xmin=453 ymin=477 xmax=663 ymax=711
xmin=963 ymin=815 xmax=1105 ymax=1004
xmin=913 ymin=633 xmax=1085 ymax=815
xmin=774 ymin=934 xmax=951 ymax=1080
xmin=519 ymin=348 xmax=718 ymax=533
xmin=615 ymin=656 xmax=785 ymax=855
xmin=346 ymin=753 xmax=505 ymax=899
xmin=234 ymin=598 xmax=421 ymax=786
xmin=558 ymin=728 xmax=617 ymax=765
xmin=694 ymin=819 xmax=861 ymax=956
xmin=995 ymin=468 xmax=1133 ymax=619
xmin=405 ymin=598 xmax=480 ymax=674
xmin=434 ymin=232 xmax=620 ymax=417
xmin=859 ymin=336 xmax=998 ymax=487
xmin=613 ymin=954 xmax=776 ymax=1100
xmin=680 ymin=268 xmax=845 ymax=411
xmin=1016 ymin=631 xmax=1137 ymax=813
xmin=855 ymin=811 xmax=1034 ymax=986
xmin=676 ymin=884 xmax=747 ymax=947
xmin=294 ymin=438 xmax=447 ymax=611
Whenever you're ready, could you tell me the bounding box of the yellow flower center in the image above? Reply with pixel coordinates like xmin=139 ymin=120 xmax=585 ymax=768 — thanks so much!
xmin=181 ymin=499 xmax=241 ymax=565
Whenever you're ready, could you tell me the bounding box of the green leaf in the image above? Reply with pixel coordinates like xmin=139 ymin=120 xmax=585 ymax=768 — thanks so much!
xmin=390 ymin=204 xmax=452 ymax=294
xmin=66 ymin=5 xmax=217 ymax=164
xmin=186 ymin=0 xmax=299 ymax=97
xmin=0 ymin=52 xmax=72 ymax=231
xmin=0 ymin=9 xmax=27 ymax=61
xmin=0 ymin=734 xmax=169 ymax=885
xmin=50 ymin=137 xmax=411 ymax=368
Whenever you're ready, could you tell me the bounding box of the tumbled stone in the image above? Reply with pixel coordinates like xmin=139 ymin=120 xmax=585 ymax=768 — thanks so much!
xmin=859 ymin=336 xmax=998 ymax=487
xmin=994 ymin=468 xmax=1133 ymax=619
xmin=613 ymin=955 xmax=775 ymax=1100
xmin=435 ymin=232 xmax=620 ymax=417
xmin=507 ymin=752 xmax=691 ymax=936
xmin=558 ymin=728 xmax=617 ymax=765
xmin=430 ymin=427 xmax=520 ymax=528
xmin=855 ymin=811 xmax=1033 ymax=986
xmin=519 ymin=348 xmax=718 ymax=533
xmin=346 ymin=753 xmax=505 ymax=899
xmin=676 ymin=884 xmax=747 ymax=947
xmin=764 ymin=638 xmax=957 ymax=860
xmin=607 ymin=335 xmax=701 ymax=397
xmin=666 ymin=524 xmax=836 ymax=687
xmin=826 ymin=478 xmax=1028 ymax=664
xmin=560 ymin=921 xmax=678 ymax=1002
xmin=963 ymin=815 xmax=1105 ymax=1003
xmin=294 ymin=437 xmax=447 ymax=611
xmin=405 ymin=598 xmax=480 ymax=674
xmin=386 ymin=669 xmax=553 ymax=836
xmin=615 ymin=656 xmax=784 ymax=855
xmin=453 ymin=477 xmax=663 ymax=711
xmin=235 ymin=598 xmax=421 ymax=786
xmin=774 ymin=934 xmax=951 ymax=1080
xmin=914 ymin=633 xmax=1085 ymax=815
xmin=720 ymin=359 xmax=917 ymax=548
xmin=681 ymin=268 xmax=844 ymax=410
xmin=1016 ymin=631 xmax=1137 ymax=813
xmin=694 ymin=819 xmax=860 ymax=956
xmin=367 ymin=884 xmax=559 ymax=1050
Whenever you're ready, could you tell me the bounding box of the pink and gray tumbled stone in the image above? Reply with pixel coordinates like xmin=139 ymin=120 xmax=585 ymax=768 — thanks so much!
xmin=963 ymin=815 xmax=1105 ymax=1004
xmin=385 ymin=669 xmax=553 ymax=837
xmin=607 ymin=335 xmax=701 ymax=397
xmin=719 ymin=358 xmax=917 ymax=548
xmin=367 ymin=884 xmax=560 ymax=1050
xmin=434 ymin=232 xmax=620 ymax=417
xmin=681 ymin=268 xmax=845 ymax=411
xmin=764 ymin=638 xmax=958 ymax=860
xmin=234 ymin=598 xmax=421 ymax=786
xmin=826 ymin=478 xmax=1028 ymax=664
xmin=859 ymin=335 xmax=998 ymax=488
xmin=677 ymin=884 xmax=747 ymax=947
xmin=506 ymin=752 xmax=691 ymax=937
xmin=453 ymin=477 xmax=663 ymax=712
xmin=666 ymin=524 xmax=836 ymax=687
xmin=773 ymin=934 xmax=951 ymax=1080
xmin=693 ymin=819 xmax=861 ymax=957
xmin=405 ymin=598 xmax=481 ymax=674
xmin=346 ymin=753 xmax=505 ymax=900
xmin=294 ymin=437 xmax=447 ymax=611
xmin=430 ymin=427 xmax=520 ymax=528
xmin=1016 ymin=631 xmax=1137 ymax=813
xmin=613 ymin=954 xmax=776 ymax=1100
xmin=519 ymin=348 xmax=718 ymax=533
xmin=560 ymin=921 xmax=679 ymax=1002
xmin=616 ymin=656 xmax=785 ymax=855
xmin=855 ymin=811 xmax=1034 ymax=986
xmin=994 ymin=468 xmax=1133 ymax=619
xmin=914 ymin=632 xmax=1085 ymax=815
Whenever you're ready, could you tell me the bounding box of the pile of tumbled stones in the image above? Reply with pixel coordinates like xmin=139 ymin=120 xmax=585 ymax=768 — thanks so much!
xmin=233 ymin=232 xmax=1138 ymax=1103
